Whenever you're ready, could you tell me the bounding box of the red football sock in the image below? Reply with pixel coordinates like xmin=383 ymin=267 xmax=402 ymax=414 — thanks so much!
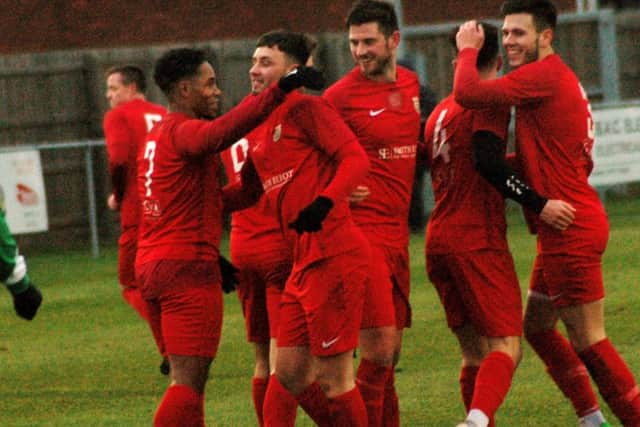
xmin=252 ymin=377 xmax=269 ymax=426
xmin=296 ymin=381 xmax=331 ymax=427
xmin=460 ymin=366 xmax=480 ymax=412
xmin=527 ymin=329 xmax=600 ymax=416
xmin=329 ymin=387 xmax=367 ymax=427
xmin=461 ymin=366 xmax=496 ymax=427
xmin=356 ymin=358 xmax=391 ymax=427
xmin=382 ymin=369 xmax=400 ymax=427
xmin=470 ymin=351 xmax=515 ymax=420
xmin=579 ymin=339 xmax=640 ymax=425
xmin=154 ymin=384 xmax=204 ymax=427
xmin=263 ymin=374 xmax=297 ymax=427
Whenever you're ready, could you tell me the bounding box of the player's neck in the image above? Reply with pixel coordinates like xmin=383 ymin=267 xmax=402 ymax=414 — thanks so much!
xmin=367 ymin=63 xmax=397 ymax=83
xmin=538 ymin=46 xmax=554 ymax=61
xmin=168 ymin=102 xmax=196 ymax=117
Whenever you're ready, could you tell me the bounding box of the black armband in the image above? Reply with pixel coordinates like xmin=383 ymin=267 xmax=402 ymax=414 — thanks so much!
xmin=472 ymin=130 xmax=547 ymax=214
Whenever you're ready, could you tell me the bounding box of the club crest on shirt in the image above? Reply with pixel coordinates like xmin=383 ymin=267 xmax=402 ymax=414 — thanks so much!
xmin=273 ymin=124 xmax=282 ymax=142
xmin=389 ymin=91 xmax=403 ymax=110
xmin=412 ymin=96 xmax=420 ymax=114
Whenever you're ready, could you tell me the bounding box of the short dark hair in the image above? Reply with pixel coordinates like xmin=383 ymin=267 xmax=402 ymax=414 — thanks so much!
xmin=106 ymin=65 xmax=146 ymax=92
xmin=256 ymin=30 xmax=316 ymax=66
xmin=449 ymin=22 xmax=500 ymax=70
xmin=153 ymin=48 xmax=207 ymax=98
xmin=500 ymin=0 xmax=557 ymax=31
xmin=346 ymin=0 xmax=399 ymax=37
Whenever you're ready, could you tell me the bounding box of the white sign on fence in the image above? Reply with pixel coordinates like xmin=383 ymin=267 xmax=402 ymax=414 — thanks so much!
xmin=0 ymin=150 xmax=48 ymax=234
xmin=590 ymin=106 xmax=640 ymax=186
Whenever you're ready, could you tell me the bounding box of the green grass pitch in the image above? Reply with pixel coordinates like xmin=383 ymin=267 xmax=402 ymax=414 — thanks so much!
xmin=0 ymin=198 xmax=638 ymax=426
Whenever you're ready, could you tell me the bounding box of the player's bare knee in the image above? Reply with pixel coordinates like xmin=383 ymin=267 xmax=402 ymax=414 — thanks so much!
xmin=359 ymin=326 xmax=396 ymax=365
xmin=488 ymin=336 xmax=522 ymax=365
xmin=169 ymin=355 xmax=212 ymax=393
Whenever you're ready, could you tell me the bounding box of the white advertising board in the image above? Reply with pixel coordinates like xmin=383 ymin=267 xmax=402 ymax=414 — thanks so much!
xmin=0 ymin=150 xmax=49 ymax=234
xmin=590 ymin=106 xmax=640 ymax=186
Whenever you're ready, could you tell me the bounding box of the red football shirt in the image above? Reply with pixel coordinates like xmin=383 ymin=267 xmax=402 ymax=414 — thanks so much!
xmin=135 ymin=85 xmax=286 ymax=266
xmin=247 ymin=91 xmax=369 ymax=267
xmin=104 ymin=98 xmax=166 ymax=229
xmin=424 ymin=95 xmax=511 ymax=254
xmin=454 ymin=49 xmax=608 ymax=251
xmin=221 ymin=127 xmax=288 ymax=255
xmin=323 ymin=66 xmax=421 ymax=248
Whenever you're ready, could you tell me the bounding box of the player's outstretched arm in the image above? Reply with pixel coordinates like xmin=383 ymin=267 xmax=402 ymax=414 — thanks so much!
xmin=176 ymin=67 xmax=325 ymax=156
xmin=473 ymin=130 xmax=575 ymax=231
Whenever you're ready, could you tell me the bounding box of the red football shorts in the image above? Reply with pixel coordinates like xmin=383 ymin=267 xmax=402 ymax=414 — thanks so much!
xmin=278 ymin=248 xmax=370 ymax=357
xmin=361 ymin=244 xmax=411 ymax=329
xmin=136 ymin=259 xmax=223 ymax=358
xmin=427 ymin=249 xmax=523 ymax=337
xmin=528 ymin=252 xmax=605 ymax=308
xmin=118 ymin=227 xmax=137 ymax=288
xmin=232 ymin=247 xmax=292 ymax=343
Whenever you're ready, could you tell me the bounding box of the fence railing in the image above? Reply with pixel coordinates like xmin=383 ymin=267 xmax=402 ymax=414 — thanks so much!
xmin=0 ymin=139 xmax=105 ymax=258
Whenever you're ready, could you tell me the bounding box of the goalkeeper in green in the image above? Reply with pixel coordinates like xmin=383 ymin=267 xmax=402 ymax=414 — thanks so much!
xmin=0 ymin=186 xmax=42 ymax=320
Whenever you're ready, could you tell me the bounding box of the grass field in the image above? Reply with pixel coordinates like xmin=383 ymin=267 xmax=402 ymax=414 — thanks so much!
xmin=1 ymin=198 xmax=639 ymax=426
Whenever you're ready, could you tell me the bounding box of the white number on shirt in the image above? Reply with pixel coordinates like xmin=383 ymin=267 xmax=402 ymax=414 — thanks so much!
xmin=144 ymin=114 xmax=163 ymax=132
xmin=432 ymin=109 xmax=450 ymax=163
xmin=143 ymin=141 xmax=157 ymax=197
xmin=578 ymin=83 xmax=595 ymax=155
xmin=231 ymin=138 xmax=249 ymax=173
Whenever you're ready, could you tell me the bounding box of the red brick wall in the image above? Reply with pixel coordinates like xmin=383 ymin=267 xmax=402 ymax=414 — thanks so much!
xmin=2 ymin=0 xmax=577 ymax=54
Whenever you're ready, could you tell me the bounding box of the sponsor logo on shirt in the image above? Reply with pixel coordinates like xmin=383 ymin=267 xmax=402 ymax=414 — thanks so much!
xmin=369 ymin=108 xmax=385 ymax=117
xmin=378 ymin=144 xmax=417 ymax=160
xmin=262 ymin=168 xmax=294 ymax=193
xmin=142 ymin=198 xmax=162 ymax=217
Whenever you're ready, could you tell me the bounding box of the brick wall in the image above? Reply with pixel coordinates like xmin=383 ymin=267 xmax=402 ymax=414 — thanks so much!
xmin=1 ymin=0 xmax=577 ymax=54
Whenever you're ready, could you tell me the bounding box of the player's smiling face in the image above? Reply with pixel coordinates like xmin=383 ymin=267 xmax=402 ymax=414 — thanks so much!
xmin=250 ymin=46 xmax=294 ymax=95
xmin=349 ymin=22 xmax=396 ymax=80
xmin=502 ymin=13 xmax=542 ymax=69
xmin=190 ymin=62 xmax=222 ymax=119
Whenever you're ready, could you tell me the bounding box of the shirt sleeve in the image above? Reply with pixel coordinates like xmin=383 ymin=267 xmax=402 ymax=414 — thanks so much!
xmin=174 ymin=85 xmax=287 ymax=157
xmin=103 ymin=110 xmax=131 ymax=202
xmin=221 ymin=155 xmax=264 ymax=214
xmin=288 ymin=97 xmax=369 ymax=203
xmin=453 ymin=48 xmax=555 ymax=109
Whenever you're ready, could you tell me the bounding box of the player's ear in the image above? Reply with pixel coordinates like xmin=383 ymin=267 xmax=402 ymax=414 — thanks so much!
xmin=539 ymin=28 xmax=553 ymax=49
xmin=177 ymin=79 xmax=192 ymax=98
xmin=389 ymin=30 xmax=401 ymax=50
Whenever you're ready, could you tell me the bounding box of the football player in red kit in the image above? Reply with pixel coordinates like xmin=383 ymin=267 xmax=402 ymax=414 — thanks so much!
xmin=323 ymin=2 xmax=421 ymax=425
xmin=219 ymin=31 xmax=319 ymax=425
xmin=223 ymin=30 xmax=372 ymax=427
xmin=135 ymin=47 xmax=322 ymax=426
xmin=103 ymin=65 xmax=168 ymax=373
xmin=454 ymin=1 xmax=640 ymax=426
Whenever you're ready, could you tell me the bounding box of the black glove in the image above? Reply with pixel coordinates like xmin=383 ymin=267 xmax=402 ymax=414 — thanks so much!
xmin=218 ymin=256 xmax=239 ymax=294
xmin=278 ymin=66 xmax=325 ymax=93
xmin=288 ymin=196 xmax=334 ymax=234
